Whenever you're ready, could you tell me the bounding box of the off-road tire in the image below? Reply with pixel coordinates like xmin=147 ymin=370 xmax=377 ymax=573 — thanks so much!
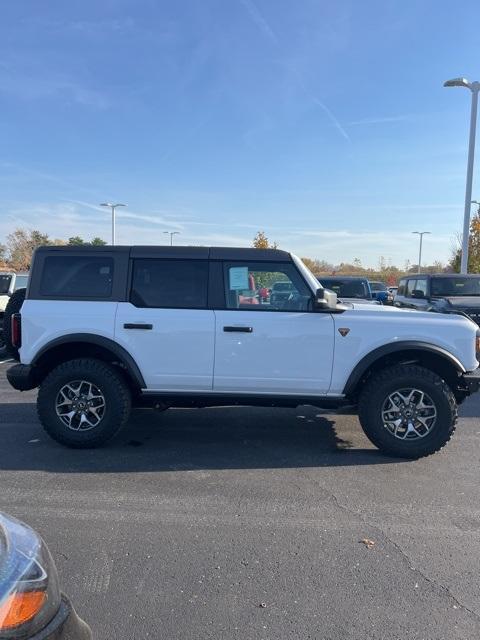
xmin=37 ymin=358 xmax=131 ymax=448
xmin=3 ymin=288 xmax=26 ymax=360
xmin=358 ymin=364 xmax=457 ymax=459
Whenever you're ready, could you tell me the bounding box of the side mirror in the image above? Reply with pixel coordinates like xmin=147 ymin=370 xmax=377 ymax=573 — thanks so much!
xmin=411 ymin=289 xmax=425 ymax=299
xmin=313 ymin=287 xmax=338 ymax=310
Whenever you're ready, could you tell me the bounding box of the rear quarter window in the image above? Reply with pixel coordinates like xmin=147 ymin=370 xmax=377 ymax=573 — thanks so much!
xmin=40 ymin=256 xmax=114 ymax=298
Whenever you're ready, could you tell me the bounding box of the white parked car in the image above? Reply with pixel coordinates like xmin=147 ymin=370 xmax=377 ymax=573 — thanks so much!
xmin=0 ymin=272 xmax=29 ymax=313
xmin=7 ymin=246 xmax=480 ymax=458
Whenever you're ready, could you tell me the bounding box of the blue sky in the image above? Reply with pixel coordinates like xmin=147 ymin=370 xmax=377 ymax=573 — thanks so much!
xmin=1 ymin=0 xmax=480 ymax=267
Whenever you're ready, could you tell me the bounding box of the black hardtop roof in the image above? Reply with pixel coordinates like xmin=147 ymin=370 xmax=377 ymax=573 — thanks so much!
xmin=34 ymin=245 xmax=292 ymax=262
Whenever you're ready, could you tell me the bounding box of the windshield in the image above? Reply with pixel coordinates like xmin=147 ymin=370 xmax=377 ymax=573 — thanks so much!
xmin=14 ymin=275 xmax=28 ymax=290
xmin=431 ymin=277 xmax=480 ymax=297
xmin=0 ymin=275 xmax=12 ymax=295
xmin=272 ymin=282 xmax=294 ymax=292
xmin=320 ymin=278 xmax=370 ymax=299
xmin=370 ymin=282 xmax=387 ymax=291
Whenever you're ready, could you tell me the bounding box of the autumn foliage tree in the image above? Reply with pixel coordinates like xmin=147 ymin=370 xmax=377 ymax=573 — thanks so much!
xmin=6 ymin=229 xmax=56 ymax=271
xmin=450 ymin=210 xmax=480 ymax=273
xmin=252 ymin=231 xmax=278 ymax=249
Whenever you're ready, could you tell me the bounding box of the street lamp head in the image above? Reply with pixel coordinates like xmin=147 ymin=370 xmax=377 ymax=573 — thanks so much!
xmin=100 ymin=202 xmax=126 ymax=208
xmin=444 ymin=77 xmax=471 ymax=88
xmin=444 ymin=77 xmax=471 ymax=89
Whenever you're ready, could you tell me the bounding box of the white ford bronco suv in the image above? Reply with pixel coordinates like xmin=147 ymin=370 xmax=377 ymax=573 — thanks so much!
xmin=6 ymin=245 xmax=480 ymax=458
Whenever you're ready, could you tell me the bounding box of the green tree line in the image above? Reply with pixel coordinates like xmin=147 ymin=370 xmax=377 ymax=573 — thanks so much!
xmin=0 ymin=229 xmax=107 ymax=271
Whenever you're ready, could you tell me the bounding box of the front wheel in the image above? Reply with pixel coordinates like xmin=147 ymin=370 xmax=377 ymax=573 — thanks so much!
xmin=37 ymin=358 xmax=131 ymax=448
xmin=358 ymin=364 xmax=457 ymax=459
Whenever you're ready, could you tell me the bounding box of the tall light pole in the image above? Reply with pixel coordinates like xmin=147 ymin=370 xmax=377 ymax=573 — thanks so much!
xmin=412 ymin=231 xmax=431 ymax=273
xmin=163 ymin=231 xmax=180 ymax=246
xmin=444 ymin=77 xmax=480 ymax=273
xmin=100 ymin=203 xmax=127 ymax=245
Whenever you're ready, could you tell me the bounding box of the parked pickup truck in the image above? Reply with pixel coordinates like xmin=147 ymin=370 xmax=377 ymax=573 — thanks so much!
xmin=6 ymin=246 xmax=480 ymax=459
xmin=394 ymin=273 xmax=480 ymax=325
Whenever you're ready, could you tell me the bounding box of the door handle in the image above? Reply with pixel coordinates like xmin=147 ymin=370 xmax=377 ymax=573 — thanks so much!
xmin=223 ymin=326 xmax=253 ymax=333
xmin=123 ymin=323 xmax=153 ymax=330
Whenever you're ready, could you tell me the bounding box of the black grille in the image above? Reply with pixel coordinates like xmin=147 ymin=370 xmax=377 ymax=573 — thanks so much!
xmin=464 ymin=310 xmax=480 ymax=325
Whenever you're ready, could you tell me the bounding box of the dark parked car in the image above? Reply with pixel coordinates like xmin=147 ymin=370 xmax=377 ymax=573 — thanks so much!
xmin=394 ymin=273 xmax=480 ymax=325
xmin=0 ymin=512 xmax=91 ymax=639
xmin=319 ymin=276 xmax=378 ymax=304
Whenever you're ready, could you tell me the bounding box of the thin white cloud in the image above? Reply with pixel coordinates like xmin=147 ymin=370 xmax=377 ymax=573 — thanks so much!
xmin=348 ymin=115 xmax=413 ymax=126
xmin=66 ymin=200 xmax=184 ymax=230
xmin=310 ymin=97 xmax=350 ymax=142
xmin=0 ymin=201 xmax=456 ymax=268
xmin=0 ymin=61 xmax=109 ymax=110
xmin=288 ymin=65 xmax=350 ymax=142
xmin=239 ymin=0 xmax=279 ymax=44
xmin=238 ymin=0 xmax=349 ymax=142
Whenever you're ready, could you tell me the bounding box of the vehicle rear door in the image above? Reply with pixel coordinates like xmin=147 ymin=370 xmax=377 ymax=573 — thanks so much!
xmin=212 ymin=260 xmax=335 ymax=395
xmin=115 ymin=252 xmax=215 ymax=391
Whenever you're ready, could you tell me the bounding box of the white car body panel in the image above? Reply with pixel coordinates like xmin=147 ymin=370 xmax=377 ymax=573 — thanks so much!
xmin=19 ymin=300 xmax=118 ymax=364
xmin=329 ymin=303 xmax=479 ymax=394
xmin=0 ymin=295 xmax=10 ymax=313
xmin=213 ymin=310 xmax=335 ymax=394
xmin=115 ymin=303 xmax=215 ymax=390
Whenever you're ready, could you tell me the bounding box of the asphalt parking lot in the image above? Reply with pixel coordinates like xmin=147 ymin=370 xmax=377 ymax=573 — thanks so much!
xmin=1 ymin=360 xmax=480 ymax=639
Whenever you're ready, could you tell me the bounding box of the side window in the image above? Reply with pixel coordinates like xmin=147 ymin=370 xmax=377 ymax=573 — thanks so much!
xmin=130 ymin=259 xmax=208 ymax=309
xmin=406 ymin=279 xmax=417 ymax=297
xmin=397 ymin=280 xmax=406 ymax=296
xmin=223 ymin=262 xmax=311 ymax=311
xmin=414 ymin=278 xmax=427 ymax=296
xmin=0 ymin=274 xmax=12 ymax=295
xmin=40 ymin=256 xmax=114 ymax=298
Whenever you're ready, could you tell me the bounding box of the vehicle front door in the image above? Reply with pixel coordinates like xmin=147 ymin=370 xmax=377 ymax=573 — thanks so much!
xmin=115 ymin=258 xmax=215 ymax=390
xmin=213 ymin=261 xmax=335 ymax=395
xmin=410 ymin=278 xmax=429 ymax=310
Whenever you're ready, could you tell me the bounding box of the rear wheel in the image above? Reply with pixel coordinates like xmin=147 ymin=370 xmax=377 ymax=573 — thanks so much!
xmin=358 ymin=364 xmax=457 ymax=459
xmin=37 ymin=358 xmax=131 ymax=448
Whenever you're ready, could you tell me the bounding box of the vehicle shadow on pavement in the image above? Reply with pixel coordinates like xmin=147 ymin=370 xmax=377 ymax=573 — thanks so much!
xmin=0 ymin=402 xmax=407 ymax=472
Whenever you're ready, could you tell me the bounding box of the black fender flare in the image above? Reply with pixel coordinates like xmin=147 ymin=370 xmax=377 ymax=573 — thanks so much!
xmin=342 ymin=341 xmax=465 ymax=396
xmin=32 ymin=333 xmax=146 ymax=389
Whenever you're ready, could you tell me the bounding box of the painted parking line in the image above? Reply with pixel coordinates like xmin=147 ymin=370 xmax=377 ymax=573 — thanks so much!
xmin=0 ymin=359 xmax=13 ymax=365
